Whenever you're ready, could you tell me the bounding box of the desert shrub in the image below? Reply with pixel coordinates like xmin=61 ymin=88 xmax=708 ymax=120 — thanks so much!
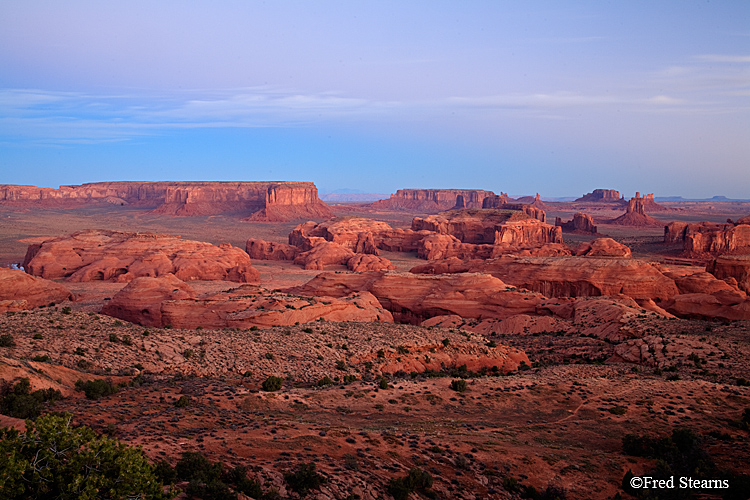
xmin=0 ymin=378 xmax=62 ymax=419
xmin=262 ymin=376 xmax=283 ymax=392
xmin=61 ymin=306 xmax=71 ymax=315
xmin=121 ymin=334 xmax=133 ymax=346
xmin=109 ymin=333 xmax=119 ymax=343
xmin=174 ymin=395 xmax=190 ymax=408
xmin=284 ymin=462 xmax=327 ymax=497
xmin=450 ymin=379 xmax=468 ymax=392
xmin=302 ymin=327 xmax=313 ymax=334
xmin=31 ymin=355 xmax=50 ymax=362
xmin=442 ymin=338 xmax=450 ymax=347
xmin=318 ymin=376 xmax=334 ymax=387
xmin=75 ymin=378 xmax=117 ymax=400
xmin=33 ymin=333 xmax=43 ymax=340
xmin=343 ymin=374 xmax=357 ymax=384
xmin=336 ymin=360 xmax=347 ymax=371
xmin=183 ymin=349 xmax=193 ymax=359
xmin=487 ymin=340 xmax=497 ymax=348
xmin=387 ymin=467 xmax=433 ymax=500
xmin=0 ymin=414 xmax=171 ymax=499
xmin=265 ymin=352 xmax=274 ymax=360
xmin=0 ymin=334 xmax=16 ymax=348
xmin=379 ymin=377 xmax=389 ymax=390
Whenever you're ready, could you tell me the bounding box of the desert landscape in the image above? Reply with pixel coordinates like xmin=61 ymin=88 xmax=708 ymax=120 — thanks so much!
xmin=1 ymin=183 xmax=749 ymax=499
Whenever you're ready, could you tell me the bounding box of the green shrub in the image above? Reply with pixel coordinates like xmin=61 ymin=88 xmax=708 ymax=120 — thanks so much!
xmin=109 ymin=333 xmax=119 ymax=343
xmin=61 ymin=306 xmax=72 ymax=315
xmin=0 ymin=413 xmax=171 ymax=499
xmin=379 ymin=377 xmax=389 ymax=390
xmin=450 ymin=379 xmax=468 ymax=392
xmin=0 ymin=334 xmax=16 ymax=348
xmin=284 ymin=462 xmax=327 ymax=497
xmin=32 ymin=333 xmax=43 ymax=340
xmin=183 ymin=349 xmax=194 ymax=359
xmin=318 ymin=376 xmax=334 ymax=387
xmin=387 ymin=468 xmax=433 ymax=500
xmin=31 ymin=355 xmax=50 ymax=363
xmin=0 ymin=378 xmax=62 ymax=419
xmin=174 ymin=395 xmax=190 ymax=408
xmin=262 ymin=376 xmax=283 ymax=392
xmin=74 ymin=378 xmax=117 ymax=400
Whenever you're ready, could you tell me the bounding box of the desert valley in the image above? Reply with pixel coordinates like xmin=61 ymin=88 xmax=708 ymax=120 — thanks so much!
xmin=0 ymin=181 xmax=749 ymax=499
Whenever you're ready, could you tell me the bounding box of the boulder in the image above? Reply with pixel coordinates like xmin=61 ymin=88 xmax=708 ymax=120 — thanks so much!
xmin=245 ymin=238 xmax=298 ymax=260
xmin=574 ymin=238 xmax=632 ymax=257
xmin=100 ymin=274 xmax=197 ymax=327
xmin=0 ymin=268 xmax=73 ymax=312
xmin=23 ymin=230 xmax=259 ymax=283
xmin=346 ymin=254 xmax=395 ymax=272
xmin=293 ymin=241 xmax=355 ymax=270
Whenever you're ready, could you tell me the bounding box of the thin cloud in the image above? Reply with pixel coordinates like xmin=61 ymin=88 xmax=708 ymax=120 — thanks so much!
xmin=696 ymin=54 xmax=750 ymax=63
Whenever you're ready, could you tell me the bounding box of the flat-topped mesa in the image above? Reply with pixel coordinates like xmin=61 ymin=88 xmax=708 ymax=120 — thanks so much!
xmin=665 ymin=217 xmax=750 ymax=257
xmin=369 ymin=188 xmax=496 ymax=212
xmin=610 ymin=192 xmax=663 ymax=226
xmin=0 ymin=181 xmax=333 ymax=221
xmin=575 ymin=188 xmax=624 ymax=203
xmin=412 ymin=209 xmax=559 ymax=246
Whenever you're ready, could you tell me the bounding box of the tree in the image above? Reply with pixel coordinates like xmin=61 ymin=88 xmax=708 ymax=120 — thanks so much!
xmin=0 ymin=413 xmax=172 ymax=499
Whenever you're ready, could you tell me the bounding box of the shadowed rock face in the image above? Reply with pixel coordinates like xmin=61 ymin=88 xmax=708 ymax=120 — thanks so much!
xmin=23 ymin=229 xmax=260 ymax=283
xmin=708 ymin=255 xmax=750 ymax=293
xmin=0 ymin=267 xmax=73 ymax=312
xmin=0 ymin=181 xmax=333 ymax=221
xmin=665 ymin=219 xmax=750 ymax=257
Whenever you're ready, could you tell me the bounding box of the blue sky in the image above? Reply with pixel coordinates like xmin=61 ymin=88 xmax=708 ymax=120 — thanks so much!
xmin=0 ymin=1 xmax=748 ymax=198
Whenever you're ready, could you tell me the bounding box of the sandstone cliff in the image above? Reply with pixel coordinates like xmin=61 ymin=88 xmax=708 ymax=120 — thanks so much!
xmin=0 ymin=181 xmax=333 ymax=222
xmin=555 ymin=212 xmax=597 ymax=234
xmin=575 ymin=189 xmax=623 ymax=203
xmin=664 ymin=219 xmax=750 ymax=257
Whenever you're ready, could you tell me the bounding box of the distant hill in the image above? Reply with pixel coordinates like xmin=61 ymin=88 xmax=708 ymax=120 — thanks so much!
xmin=320 ymin=192 xmax=390 ymax=202
xmin=655 ymin=195 xmax=750 ymax=202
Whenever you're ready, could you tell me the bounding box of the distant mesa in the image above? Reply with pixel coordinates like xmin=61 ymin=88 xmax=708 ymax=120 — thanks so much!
xmin=610 ymin=192 xmax=664 ymax=226
xmin=319 ymin=192 xmax=389 ymax=203
xmin=0 ymin=181 xmax=333 ymax=222
xmin=575 ymin=189 xmax=624 ymax=203
xmin=23 ymin=229 xmax=260 ymax=283
xmin=368 ymin=188 xmax=496 ymax=212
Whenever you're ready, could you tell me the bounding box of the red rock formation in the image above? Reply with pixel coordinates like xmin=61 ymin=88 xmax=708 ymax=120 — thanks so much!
xmin=707 ymin=255 xmax=750 ymax=293
xmin=663 ymin=290 xmax=750 ymax=321
xmin=412 ymin=255 xmax=678 ymax=301
xmin=100 ymin=274 xmax=197 ymax=327
xmin=289 ymin=218 xmax=430 ymax=253
xmin=102 ymin=276 xmax=393 ymax=328
xmin=610 ymin=192 xmax=663 ymax=226
xmin=292 ymin=271 xmax=547 ymax=324
xmin=494 ymin=219 xmax=562 ymax=247
xmin=665 ymin=220 xmax=750 ymax=256
xmin=0 ymin=181 xmax=332 ymax=222
xmin=346 ymin=254 xmax=395 ymax=272
xmin=575 ymin=189 xmax=623 ymax=203
xmin=369 ymin=189 xmax=495 ymax=212
xmin=23 ymin=230 xmax=260 ymax=283
xmin=412 ymin=209 xmax=555 ymax=245
xmin=574 ymin=238 xmax=631 ymax=257
xmin=417 ymin=234 xmax=494 ymax=261
xmin=245 ymin=239 xmax=299 ymax=261
xmin=0 ymin=268 xmax=73 ymax=312
xmin=480 ymin=194 xmax=508 ymax=208
xmin=293 ymin=241 xmax=355 ymax=270
xmin=555 ymin=212 xmax=597 ymax=234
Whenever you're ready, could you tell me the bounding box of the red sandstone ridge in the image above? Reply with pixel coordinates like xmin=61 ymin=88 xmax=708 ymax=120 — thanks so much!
xmin=292 ymin=271 xmax=548 ymax=324
xmin=574 ymin=238 xmax=631 ymax=257
xmin=0 ymin=267 xmax=73 ymax=312
xmin=708 ymin=255 xmax=750 ymax=294
xmin=665 ymin=219 xmax=750 ymax=257
xmin=23 ymin=229 xmax=259 ymax=283
xmin=555 ymin=212 xmax=598 ymax=234
xmin=368 ymin=188 xmax=495 ymax=212
xmin=0 ymin=181 xmax=332 ymax=222
xmin=102 ymin=274 xmax=393 ymax=329
xmin=610 ymin=192 xmax=663 ymax=226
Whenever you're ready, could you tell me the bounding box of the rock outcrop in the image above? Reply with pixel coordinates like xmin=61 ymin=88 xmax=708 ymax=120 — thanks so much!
xmin=555 ymin=212 xmax=597 ymax=234
xmin=611 ymin=192 xmax=663 ymax=226
xmin=346 ymin=254 xmax=395 ymax=272
xmin=574 ymin=238 xmax=631 ymax=257
xmin=102 ymin=275 xmax=393 ymax=329
xmin=293 ymin=241 xmax=356 ymax=270
xmin=575 ymin=189 xmax=623 ymax=203
xmin=23 ymin=230 xmax=260 ymax=283
xmin=369 ymin=189 xmax=495 ymax=212
xmin=245 ymin=239 xmax=299 ymax=261
xmin=707 ymin=255 xmax=750 ymax=293
xmin=664 ymin=220 xmax=750 ymax=257
xmin=0 ymin=268 xmax=73 ymax=312
xmin=412 ymin=255 xmax=679 ymax=302
xmin=292 ymin=271 xmax=547 ymax=324
xmin=0 ymin=181 xmax=333 ymax=222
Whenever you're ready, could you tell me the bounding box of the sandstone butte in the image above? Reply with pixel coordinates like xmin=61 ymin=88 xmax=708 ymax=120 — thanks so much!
xmin=23 ymin=229 xmax=260 ymax=283
xmin=102 ymin=274 xmax=393 ymax=329
xmin=0 ymin=267 xmax=73 ymax=312
xmin=0 ymin=181 xmax=333 ymax=222
xmin=555 ymin=212 xmax=598 ymax=234
xmin=665 ymin=218 xmax=750 ymax=257
xmin=610 ymin=192 xmax=664 ymax=226
xmin=575 ymin=188 xmax=624 ymax=203
xmin=368 ymin=188 xmax=496 ymax=212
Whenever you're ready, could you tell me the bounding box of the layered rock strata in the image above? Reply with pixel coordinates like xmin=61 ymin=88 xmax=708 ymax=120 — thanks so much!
xmin=665 ymin=220 xmax=750 ymax=256
xmin=23 ymin=230 xmax=260 ymax=283
xmin=369 ymin=189 xmax=495 ymax=212
xmin=555 ymin=212 xmax=597 ymax=234
xmin=0 ymin=268 xmax=73 ymax=312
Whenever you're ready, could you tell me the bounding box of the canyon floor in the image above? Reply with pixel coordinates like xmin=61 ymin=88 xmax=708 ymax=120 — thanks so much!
xmin=1 ymin=200 xmax=750 ymax=500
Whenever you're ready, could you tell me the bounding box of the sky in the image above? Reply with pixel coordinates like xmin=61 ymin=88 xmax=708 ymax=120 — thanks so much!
xmin=0 ymin=1 xmax=748 ymax=198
